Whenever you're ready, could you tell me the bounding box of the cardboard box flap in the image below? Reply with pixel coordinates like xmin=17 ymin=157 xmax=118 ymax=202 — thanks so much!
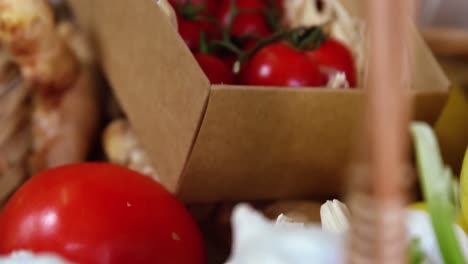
xmin=68 ymin=0 xmax=94 ymax=33
xmin=411 ymin=30 xmax=450 ymax=91
xmin=69 ymin=0 xmax=211 ymax=190
xmin=180 ymin=86 xmax=447 ymax=202
xmin=181 ymin=87 xmax=364 ymax=201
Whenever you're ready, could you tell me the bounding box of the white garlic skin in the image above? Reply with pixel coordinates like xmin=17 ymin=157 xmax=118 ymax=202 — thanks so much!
xmin=226 ymin=204 xmax=345 ymax=264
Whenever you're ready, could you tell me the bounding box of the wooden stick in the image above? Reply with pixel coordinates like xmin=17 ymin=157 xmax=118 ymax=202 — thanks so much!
xmin=348 ymin=0 xmax=415 ymax=263
xmin=368 ymin=0 xmax=413 ymax=262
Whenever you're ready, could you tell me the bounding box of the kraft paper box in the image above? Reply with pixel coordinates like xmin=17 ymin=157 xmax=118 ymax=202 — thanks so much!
xmin=68 ymin=0 xmax=449 ymax=202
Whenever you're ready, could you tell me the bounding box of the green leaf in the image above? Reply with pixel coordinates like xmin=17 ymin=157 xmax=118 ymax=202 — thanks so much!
xmin=411 ymin=122 xmax=466 ymax=264
xmin=451 ymin=171 xmax=461 ymax=214
xmin=409 ymin=238 xmax=425 ymax=264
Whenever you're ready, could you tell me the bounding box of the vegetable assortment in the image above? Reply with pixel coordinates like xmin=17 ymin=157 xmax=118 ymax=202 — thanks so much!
xmin=169 ymin=0 xmax=358 ymax=88
xmin=0 ymin=0 xmax=465 ymax=264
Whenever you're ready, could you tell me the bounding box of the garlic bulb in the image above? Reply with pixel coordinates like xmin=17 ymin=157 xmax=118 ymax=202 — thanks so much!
xmin=226 ymin=201 xmax=468 ymax=264
xmin=282 ymin=0 xmax=335 ymax=28
xmin=226 ymin=204 xmax=345 ymax=264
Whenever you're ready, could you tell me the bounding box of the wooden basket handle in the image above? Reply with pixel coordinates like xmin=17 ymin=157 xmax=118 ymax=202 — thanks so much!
xmin=347 ymin=0 xmax=415 ymax=263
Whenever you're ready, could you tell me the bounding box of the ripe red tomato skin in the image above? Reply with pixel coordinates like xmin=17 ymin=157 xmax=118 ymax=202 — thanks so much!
xmin=239 ymin=42 xmax=326 ymax=87
xmin=177 ymin=17 xmax=203 ymax=51
xmin=0 ymin=163 xmax=205 ymax=264
xmin=178 ymin=16 xmax=218 ymax=52
xmin=223 ymin=55 xmax=238 ymax=72
xmin=194 ymin=53 xmax=235 ymax=84
xmin=305 ymin=38 xmax=357 ymax=87
xmin=216 ymin=0 xmax=272 ymax=38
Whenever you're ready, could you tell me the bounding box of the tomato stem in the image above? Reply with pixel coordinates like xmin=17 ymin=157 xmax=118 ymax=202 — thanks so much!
xmin=295 ymin=27 xmax=327 ymax=50
xmin=263 ymin=8 xmax=282 ymax=32
xmin=224 ymin=0 xmax=239 ymax=41
xmin=239 ymin=26 xmax=324 ymax=63
xmin=239 ymin=28 xmax=294 ymax=62
xmin=177 ymin=1 xmax=205 ymax=20
xmin=199 ymin=32 xmax=209 ymax=54
xmin=209 ymin=39 xmax=243 ymax=57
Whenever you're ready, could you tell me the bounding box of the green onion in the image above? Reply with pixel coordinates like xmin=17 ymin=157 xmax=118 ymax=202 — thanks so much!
xmin=411 ymin=122 xmax=465 ymax=264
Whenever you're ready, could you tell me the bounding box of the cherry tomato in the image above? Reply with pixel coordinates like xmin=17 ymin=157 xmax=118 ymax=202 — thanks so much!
xmin=178 ymin=17 xmax=205 ymax=51
xmin=177 ymin=15 xmax=220 ymax=52
xmin=239 ymin=42 xmax=326 ymax=87
xmin=216 ymin=0 xmax=272 ymax=38
xmin=242 ymin=38 xmax=260 ymax=50
xmin=305 ymin=38 xmax=357 ymax=87
xmin=0 ymin=163 xmax=205 ymax=264
xmin=223 ymin=55 xmax=238 ymax=72
xmin=273 ymin=0 xmax=283 ymax=11
xmin=173 ymin=0 xmax=220 ymax=51
xmin=194 ymin=53 xmax=235 ymax=84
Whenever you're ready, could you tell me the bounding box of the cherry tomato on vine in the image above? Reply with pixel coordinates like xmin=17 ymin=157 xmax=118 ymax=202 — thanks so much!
xmin=222 ymin=38 xmax=257 ymax=70
xmin=215 ymin=0 xmax=272 ymax=38
xmin=223 ymin=55 xmax=238 ymax=72
xmin=177 ymin=17 xmax=214 ymax=51
xmin=195 ymin=53 xmax=235 ymax=84
xmin=243 ymin=38 xmax=259 ymax=50
xmin=0 ymin=163 xmax=206 ymax=264
xmin=272 ymin=0 xmax=284 ymax=12
xmin=172 ymin=0 xmax=219 ymax=51
xmin=305 ymin=37 xmax=357 ymax=87
xmin=239 ymin=42 xmax=326 ymax=87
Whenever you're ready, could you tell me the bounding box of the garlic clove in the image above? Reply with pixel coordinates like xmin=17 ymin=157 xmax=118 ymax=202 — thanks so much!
xmin=327 ymin=72 xmax=350 ymax=89
xmin=102 ymin=119 xmax=137 ymax=166
xmin=320 ymin=199 xmax=351 ymax=234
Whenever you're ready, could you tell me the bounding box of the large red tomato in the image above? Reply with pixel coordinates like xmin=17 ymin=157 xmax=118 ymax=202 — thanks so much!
xmin=194 ymin=53 xmax=235 ymax=84
xmin=239 ymin=42 xmax=326 ymax=87
xmin=305 ymin=38 xmax=357 ymax=87
xmin=215 ymin=0 xmax=272 ymax=38
xmin=0 ymin=163 xmax=205 ymax=264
